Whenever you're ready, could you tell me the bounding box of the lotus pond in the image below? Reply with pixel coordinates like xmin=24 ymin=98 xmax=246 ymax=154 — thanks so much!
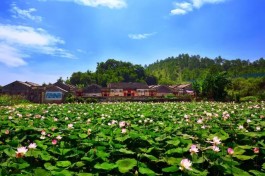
xmin=0 ymin=101 xmax=265 ymax=176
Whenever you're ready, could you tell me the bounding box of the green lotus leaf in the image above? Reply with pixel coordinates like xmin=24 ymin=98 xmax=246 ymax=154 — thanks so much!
xmin=44 ymin=162 xmax=59 ymax=171
xmin=81 ymin=157 xmax=93 ymax=162
xmin=249 ymin=170 xmax=265 ymax=176
xmin=51 ymin=170 xmax=73 ymax=176
xmin=96 ymin=150 xmax=110 ymax=159
xmin=4 ymin=148 xmax=15 ymax=157
xmin=94 ymin=162 xmax=117 ymax=170
xmin=165 ymin=148 xmax=183 ymax=155
xmin=56 ymin=160 xmax=72 ymax=167
xmin=35 ymin=140 xmax=48 ymax=150
xmin=79 ymin=133 xmax=88 ymax=139
xmin=77 ymin=173 xmax=93 ymax=176
xmin=164 ymin=157 xmax=182 ymax=165
xmin=233 ymin=147 xmax=246 ymax=155
xmin=59 ymin=148 xmax=72 ymax=155
xmin=222 ymin=164 xmax=251 ymax=176
xmin=40 ymin=152 xmax=52 ymax=161
xmin=233 ymin=155 xmax=255 ymax=161
xmin=118 ymin=148 xmax=135 ymax=154
xmin=162 ymin=165 xmax=179 ymax=172
xmin=75 ymin=161 xmax=85 ymax=168
xmin=166 ymin=139 xmax=180 ymax=146
xmin=116 ymin=158 xmax=137 ymax=173
xmin=34 ymin=168 xmax=51 ymax=176
xmin=142 ymin=154 xmax=158 ymax=161
xmin=139 ymin=167 xmax=156 ymax=175
xmin=18 ymin=162 xmax=30 ymax=169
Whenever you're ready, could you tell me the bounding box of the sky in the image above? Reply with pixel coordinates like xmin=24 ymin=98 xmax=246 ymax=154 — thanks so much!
xmin=0 ymin=0 xmax=265 ymax=85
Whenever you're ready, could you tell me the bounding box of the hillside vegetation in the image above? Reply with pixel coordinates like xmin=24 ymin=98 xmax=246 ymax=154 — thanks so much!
xmin=64 ymin=54 xmax=265 ymax=101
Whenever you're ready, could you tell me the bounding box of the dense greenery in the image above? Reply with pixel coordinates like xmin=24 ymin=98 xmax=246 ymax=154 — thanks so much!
xmin=65 ymin=54 xmax=265 ymax=100
xmin=0 ymin=102 xmax=264 ymax=175
xmin=146 ymin=54 xmax=265 ymax=84
xmin=0 ymin=95 xmax=29 ymax=106
xmin=66 ymin=59 xmax=157 ymax=87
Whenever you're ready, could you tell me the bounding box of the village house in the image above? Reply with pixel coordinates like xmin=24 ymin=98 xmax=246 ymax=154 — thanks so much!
xmin=43 ymin=85 xmax=68 ymax=104
xmin=82 ymin=84 xmax=102 ymax=97
xmin=2 ymin=80 xmax=195 ymax=103
xmin=108 ymin=82 xmax=150 ymax=97
xmin=175 ymin=84 xmax=194 ymax=95
xmin=149 ymin=85 xmax=173 ymax=97
xmin=53 ymin=81 xmax=76 ymax=93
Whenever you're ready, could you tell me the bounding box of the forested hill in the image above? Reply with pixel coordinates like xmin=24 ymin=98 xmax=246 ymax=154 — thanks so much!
xmin=146 ymin=54 xmax=265 ymax=84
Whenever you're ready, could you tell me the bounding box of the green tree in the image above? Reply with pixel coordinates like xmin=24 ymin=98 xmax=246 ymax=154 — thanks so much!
xmin=202 ymin=71 xmax=230 ymax=101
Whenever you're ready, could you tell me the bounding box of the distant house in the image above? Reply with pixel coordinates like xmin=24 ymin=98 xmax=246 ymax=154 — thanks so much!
xmin=44 ymin=85 xmax=68 ymax=103
xmin=82 ymin=84 xmax=102 ymax=97
xmin=108 ymin=82 xmax=149 ymax=97
xmin=175 ymin=84 xmax=193 ymax=95
xmin=2 ymin=81 xmax=36 ymax=96
xmin=150 ymin=85 xmax=173 ymax=97
xmin=53 ymin=81 xmax=76 ymax=93
xmin=2 ymin=81 xmax=44 ymax=103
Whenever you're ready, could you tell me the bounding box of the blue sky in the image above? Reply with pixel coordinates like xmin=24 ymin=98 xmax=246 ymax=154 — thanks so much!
xmin=0 ymin=0 xmax=265 ymax=85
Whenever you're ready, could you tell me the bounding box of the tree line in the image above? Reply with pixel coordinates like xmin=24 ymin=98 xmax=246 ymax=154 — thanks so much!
xmin=63 ymin=54 xmax=265 ymax=101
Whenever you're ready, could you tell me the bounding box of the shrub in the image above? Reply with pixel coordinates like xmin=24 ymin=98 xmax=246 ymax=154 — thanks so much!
xmin=240 ymin=96 xmax=258 ymax=102
xmin=0 ymin=95 xmax=29 ymax=106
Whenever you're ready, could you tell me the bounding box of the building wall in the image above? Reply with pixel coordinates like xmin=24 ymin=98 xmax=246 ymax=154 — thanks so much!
xmin=83 ymin=93 xmax=102 ymax=97
xmin=136 ymin=89 xmax=149 ymax=96
xmin=109 ymin=89 xmax=123 ymax=96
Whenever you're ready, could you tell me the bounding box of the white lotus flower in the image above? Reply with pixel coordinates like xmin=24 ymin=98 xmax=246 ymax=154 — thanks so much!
xmin=179 ymin=159 xmax=192 ymax=171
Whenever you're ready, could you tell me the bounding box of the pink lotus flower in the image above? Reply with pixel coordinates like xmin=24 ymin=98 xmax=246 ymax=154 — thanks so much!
xmin=121 ymin=128 xmax=127 ymax=134
xmin=253 ymin=147 xmax=259 ymax=154
xmin=16 ymin=147 xmax=28 ymax=158
xmin=197 ymin=119 xmax=203 ymax=124
xmin=41 ymin=130 xmax=46 ymax=136
xmin=68 ymin=124 xmax=74 ymax=129
xmin=212 ymin=146 xmax=220 ymax=152
xmin=210 ymin=136 xmax=221 ymax=145
xmin=119 ymin=121 xmax=126 ymax=128
xmin=189 ymin=144 xmax=199 ymax=155
xmin=179 ymin=159 xmax=192 ymax=171
xmin=28 ymin=143 xmax=37 ymax=149
xmin=52 ymin=139 xmax=57 ymax=145
xmin=227 ymin=148 xmax=234 ymax=155
xmin=56 ymin=135 xmax=62 ymax=140
xmin=5 ymin=130 xmax=9 ymax=135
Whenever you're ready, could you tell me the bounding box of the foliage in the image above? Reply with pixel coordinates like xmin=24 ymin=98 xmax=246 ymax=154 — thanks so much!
xmin=240 ymin=96 xmax=258 ymax=102
xmin=146 ymin=54 xmax=265 ymax=84
xmin=0 ymin=102 xmax=265 ymax=175
xmin=0 ymin=95 xmax=29 ymax=106
xmin=202 ymin=71 xmax=231 ymax=101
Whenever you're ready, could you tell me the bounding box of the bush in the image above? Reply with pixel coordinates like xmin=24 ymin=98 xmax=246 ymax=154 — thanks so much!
xmin=257 ymin=92 xmax=265 ymax=100
xmin=240 ymin=96 xmax=258 ymax=102
xmin=0 ymin=95 xmax=29 ymax=106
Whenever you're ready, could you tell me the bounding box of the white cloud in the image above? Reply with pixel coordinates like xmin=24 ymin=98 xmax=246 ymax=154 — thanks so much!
xmin=0 ymin=25 xmax=64 ymax=46
xmin=39 ymin=0 xmax=127 ymax=9
xmin=171 ymin=0 xmax=227 ymax=15
xmin=171 ymin=2 xmax=193 ymax=15
xmin=11 ymin=4 xmax=42 ymax=22
xmin=0 ymin=24 xmax=75 ymax=67
xmin=128 ymin=32 xmax=156 ymax=40
xmin=0 ymin=43 xmax=27 ymax=67
xmin=192 ymin=0 xmax=226 ymax=8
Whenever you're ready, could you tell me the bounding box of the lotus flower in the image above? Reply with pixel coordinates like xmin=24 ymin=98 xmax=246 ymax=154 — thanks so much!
xmin=227 ymin=148 xmax=234 ymax=155
xmin=179 ymin=159 xmax=192 ymax=171
xmin=16 ymin=147 xmax=28 ymax=158
xmin=189 ymin=144 xmax=199 ymax=155
xmin=28 ymin=143 xmax=37 ymax=149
